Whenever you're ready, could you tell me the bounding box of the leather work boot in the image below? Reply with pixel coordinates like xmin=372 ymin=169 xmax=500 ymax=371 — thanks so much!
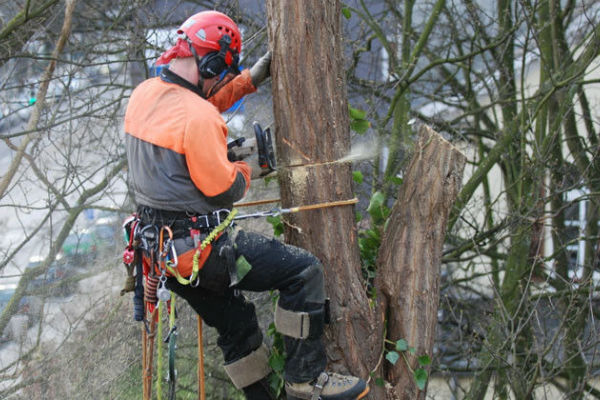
xmin=285 ymin=372 xmax=370 ymax=400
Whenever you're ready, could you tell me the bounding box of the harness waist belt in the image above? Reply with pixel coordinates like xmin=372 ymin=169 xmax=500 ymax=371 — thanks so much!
xmin=137 ymin=206 xmax=232 ymax=235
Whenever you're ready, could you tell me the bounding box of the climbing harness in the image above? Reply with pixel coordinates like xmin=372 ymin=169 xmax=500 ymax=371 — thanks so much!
xmin=167 ymin=208 xmax=237 ymax=286
xmin=121 ymin=207 xmax=238 ymax=400
xmin=120 ymin=197 xmax=357 ymax=399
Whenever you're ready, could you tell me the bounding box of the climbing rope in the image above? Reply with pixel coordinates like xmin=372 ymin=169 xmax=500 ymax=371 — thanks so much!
xmin=142 ymin=307 xmax=158 ymax=400
xmin=156 ymin=301 xmax=165 ymax=399
xmin=167 ymin=296 xmax=177 ymax=400
xmin=198 ymin=316 xmax=206 ymax=400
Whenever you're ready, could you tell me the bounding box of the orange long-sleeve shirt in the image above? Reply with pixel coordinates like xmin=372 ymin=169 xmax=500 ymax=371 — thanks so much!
xmin=124 ymin=69 xmax=256 ymax=213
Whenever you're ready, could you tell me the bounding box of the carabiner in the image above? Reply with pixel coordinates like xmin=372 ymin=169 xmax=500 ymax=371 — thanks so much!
xmin=139 ymin=225 xmax=159 ymax=252
xmin=159 ymin=225 xmax=174 ymax=259
xmin=213 ymin=209 xmax=231 ymax=226
xmin=166 ymin=243 xmax=178 ymax=269
xmin=122 ymin=214 xmax=139 ymax=245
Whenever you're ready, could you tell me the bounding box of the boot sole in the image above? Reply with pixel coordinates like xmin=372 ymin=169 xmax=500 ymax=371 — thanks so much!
xmin=286 ymin=385 xmax=370 ymax=400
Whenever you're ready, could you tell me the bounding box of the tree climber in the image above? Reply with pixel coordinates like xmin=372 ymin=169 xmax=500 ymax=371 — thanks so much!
xmin=124 ymin=10 xmax=369 ymax=400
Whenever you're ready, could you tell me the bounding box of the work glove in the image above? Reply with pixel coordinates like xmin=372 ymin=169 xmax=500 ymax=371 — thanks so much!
xmin=243 ymin=152 xmax=273 ymax=180
xmin=250 ymin=51 xmax=272 ymax=87
xmin=228 ymin=137 xmax=256 ymax=162
xmin=227 ymin=138 xmax=268 ymax=180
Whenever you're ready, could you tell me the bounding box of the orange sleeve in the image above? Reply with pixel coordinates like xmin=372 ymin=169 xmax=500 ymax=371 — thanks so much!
xmin=209 ymin=69 xmax=257 ymax=113
xmin=183 ymin=106 xmax=250 ymax=197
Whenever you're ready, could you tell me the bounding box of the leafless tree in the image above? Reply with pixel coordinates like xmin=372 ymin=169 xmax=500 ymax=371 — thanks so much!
xmin=4 ymin=0 xmax=600 ymax=399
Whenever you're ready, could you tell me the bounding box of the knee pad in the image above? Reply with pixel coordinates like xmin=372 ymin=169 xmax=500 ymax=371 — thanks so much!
xmin=223 ymin=344 xmax=271 ymax=389
xmin=274 ymin=300 xmax=328 ymax=340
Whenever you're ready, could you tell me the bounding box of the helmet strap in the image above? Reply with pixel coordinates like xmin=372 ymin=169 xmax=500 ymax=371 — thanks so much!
xmin=185 ymin=37 xmax=208 ymax=98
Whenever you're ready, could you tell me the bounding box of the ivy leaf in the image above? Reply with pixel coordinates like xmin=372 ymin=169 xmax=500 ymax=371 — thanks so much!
xmin=348 ymin=105 xmax=366 ymax=120
xmin=355 ymin=211 xmax=363 ymax=222
xmin=350 ymin=119 xmax=370 ymax=134
xmin=414 ymin=368 xmax=428 ymax=390
xmin=369 ymin=286 xmax=377 ymax=300
xmin=341 ymin=7 xmax=352 ymax=19
xmin=267 ymin=215 xmax=284 ymax=237
xmin=387 ymin=175 xmax=403 ymax=185
xmin=367 ymin=191 xmax=388 ymax=224
xmin=268 ymin=371 xmax=284 ymax=397
xmin=385 ymin=351 xmax=400 ymax=365
xmin=353 ymin=170 xmax=364 ymax=184
xmin=375 ymin=377 xmax=385 ymax=387
xmin=267 ymin=322 xmax=277 ymax=336
xmin=269 ymin=352 xmax=286 ymax=372
xmin=409 ymin=347 xmax=416 ymax=355
xmin=418 ymin=355 xmax=431 ymax=366
xmin=395 ymin=339 xmax=408 ymax=351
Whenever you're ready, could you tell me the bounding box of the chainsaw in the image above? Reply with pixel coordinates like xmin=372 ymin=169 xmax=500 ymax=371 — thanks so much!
xmin=227 ymin=121 xmax=276 ymax=177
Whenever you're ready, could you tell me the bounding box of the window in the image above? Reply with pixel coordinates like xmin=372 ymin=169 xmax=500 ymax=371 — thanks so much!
xmin=563 ymin=188 xmax=589 ymax=280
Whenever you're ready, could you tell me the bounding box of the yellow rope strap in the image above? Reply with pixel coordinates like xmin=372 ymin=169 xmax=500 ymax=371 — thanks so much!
xmin=166 ymin=208 xmax=238 ymax=286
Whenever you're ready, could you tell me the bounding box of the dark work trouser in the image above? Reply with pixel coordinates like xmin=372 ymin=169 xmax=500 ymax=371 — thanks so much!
xmin=166 ymin=227 xmax=327 ymax=387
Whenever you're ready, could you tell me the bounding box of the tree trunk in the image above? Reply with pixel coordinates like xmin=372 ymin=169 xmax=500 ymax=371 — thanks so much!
xmin=376 ymin=125 xmax=465 ymax=399
xmin=265 ymin=0 xmax=379 ymax=380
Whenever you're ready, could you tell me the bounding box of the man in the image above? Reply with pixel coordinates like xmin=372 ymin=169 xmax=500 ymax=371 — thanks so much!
xmin=124 ymin=10 xmax=369 ymax=400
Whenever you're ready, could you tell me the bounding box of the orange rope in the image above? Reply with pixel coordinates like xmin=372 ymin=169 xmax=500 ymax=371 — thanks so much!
xmin=234 ymin=198 xmax=280 ymax=207
xmin=143 ymin=308 xmax=158 ymax=400
xmin=198 ymin=316 xmax=206 ymax=400
xmin=142 ymin=324 xmax=149 ymax=400
xmin=234 ymin=197 xmax=358 ymax=211
xmin=288 ymin=197 xmax=358 ymax=212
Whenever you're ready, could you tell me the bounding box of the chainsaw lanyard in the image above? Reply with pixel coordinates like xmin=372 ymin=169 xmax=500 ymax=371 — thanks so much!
xmin=167 ymin=208 xmax=238 ymax=286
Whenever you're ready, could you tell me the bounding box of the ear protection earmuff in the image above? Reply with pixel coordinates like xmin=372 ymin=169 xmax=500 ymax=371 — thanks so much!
xmin=198 ymin=35 xmax=239 ymax=79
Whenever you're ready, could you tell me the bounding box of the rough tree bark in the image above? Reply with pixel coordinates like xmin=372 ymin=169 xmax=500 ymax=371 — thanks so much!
xmin=265 ymin=0 xmax=379 ymax=380
xmin=375 ymin=125 xmax=465 ymax=399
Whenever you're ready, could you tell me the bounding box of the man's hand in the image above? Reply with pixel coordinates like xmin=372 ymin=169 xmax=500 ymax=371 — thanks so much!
xmin=250 ymin=51 xmax=272 ymax=87
xmin=228 ymin=137 xmax=257 ymax=162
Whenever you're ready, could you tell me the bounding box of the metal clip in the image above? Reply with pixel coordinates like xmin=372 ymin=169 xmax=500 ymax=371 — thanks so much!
xmin=213 ymin=209 xmax=230 ymax=225
xmin=160 ymin=226 xmax=174 ymax=259
xmin=122 ymin=215 xmax=140 ymax=250
xmin=164 ymin=325 xmax=178 ymax=343
xmin=190 ymin=274 xmax=201 ymax=288
xmin=157 ymin=274 xmax=171 ymax=302
xmin=139 ymin=225 xmax=159 ymax=252
xmin=167 ymin=243 xmax=178 ymax=269
xmin=200 ymin=214 xmax=210 ymax=228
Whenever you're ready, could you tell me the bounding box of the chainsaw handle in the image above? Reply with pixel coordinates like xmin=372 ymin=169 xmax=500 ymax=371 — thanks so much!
xmin=253 ymin=121 xmax=276 ymax=173
xmin=227 ymin=137 xmax=245 ymax=149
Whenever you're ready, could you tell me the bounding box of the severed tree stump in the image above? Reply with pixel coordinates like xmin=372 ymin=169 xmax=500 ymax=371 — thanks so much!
xmin=376 ymin=125 xmax=466 ymax=399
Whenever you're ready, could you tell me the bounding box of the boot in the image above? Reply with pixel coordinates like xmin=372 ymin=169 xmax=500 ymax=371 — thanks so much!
xmin=285 ymin=372 xmax=369 ymax=400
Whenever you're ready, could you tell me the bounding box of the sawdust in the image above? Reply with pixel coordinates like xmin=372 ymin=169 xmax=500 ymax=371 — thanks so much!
xmin=337 ymin=140 xmax=379 ymax=163
xmin=288 ymin=166 xmax=309 ymax=199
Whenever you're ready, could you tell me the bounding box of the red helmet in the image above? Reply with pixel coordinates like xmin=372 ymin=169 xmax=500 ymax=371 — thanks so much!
xmin=178 ymin=11 xmax=241 ymax=66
